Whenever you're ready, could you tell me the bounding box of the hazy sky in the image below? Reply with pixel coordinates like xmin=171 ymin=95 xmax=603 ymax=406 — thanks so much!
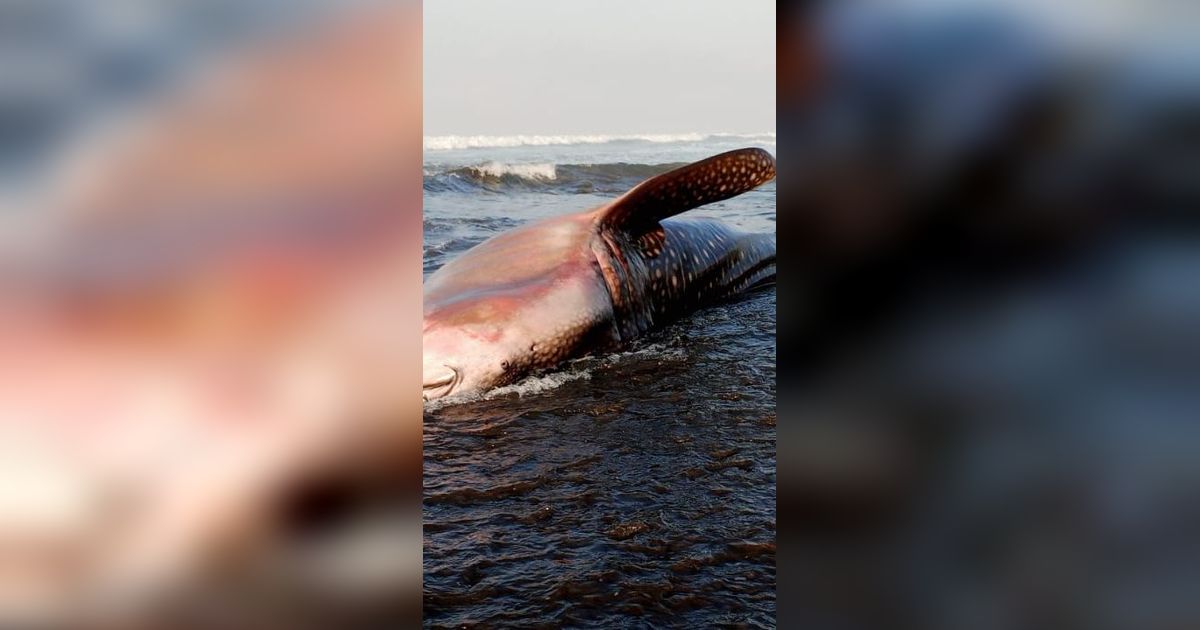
xmin=424 ymin=0 xmax=775 ymax=136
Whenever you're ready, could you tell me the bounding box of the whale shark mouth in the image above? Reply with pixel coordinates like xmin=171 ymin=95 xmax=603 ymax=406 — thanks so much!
xmin=422 ymin=365 xmax=461 ymax=401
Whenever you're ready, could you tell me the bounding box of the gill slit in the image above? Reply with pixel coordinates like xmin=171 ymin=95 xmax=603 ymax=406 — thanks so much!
xmin=591 ymin=232 xmax=629 ymax=344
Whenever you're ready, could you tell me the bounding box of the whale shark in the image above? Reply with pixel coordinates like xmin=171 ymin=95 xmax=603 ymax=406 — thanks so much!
xmin=423 ymin=147 xmax=776 ymax=401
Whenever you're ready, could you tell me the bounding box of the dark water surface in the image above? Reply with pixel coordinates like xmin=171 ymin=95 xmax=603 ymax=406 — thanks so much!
xmin=422 ymin=136 xmax=776 ymax=627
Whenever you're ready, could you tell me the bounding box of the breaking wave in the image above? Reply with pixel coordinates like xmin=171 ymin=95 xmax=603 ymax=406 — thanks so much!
xmin=470 ymin=161 xmax=557 ymax=180
xmin=424 ymin=132 xmax=775 ymax=151
xmin=423 ymin=161 xmax=691 ymax=193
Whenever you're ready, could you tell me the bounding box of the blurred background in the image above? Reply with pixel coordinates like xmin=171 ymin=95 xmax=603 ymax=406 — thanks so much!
xmin=5 ymin=0 xmax=1198 ymax=626
xmin=778 ymin=1 xmax=1198 ymax=628
xmin=0 ymin=1 xmax=423 ymax=627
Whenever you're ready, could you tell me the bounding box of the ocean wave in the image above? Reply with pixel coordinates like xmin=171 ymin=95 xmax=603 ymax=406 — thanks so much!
xmin=423 ymin=159 xmax=779 ymax=194
xmin=470 ymin=161 xmax=558 ymax=180
xmin=424 ymin=161 xmax=693 ymax=193
xmin=424 ymin=132 xmax=775 ymax=151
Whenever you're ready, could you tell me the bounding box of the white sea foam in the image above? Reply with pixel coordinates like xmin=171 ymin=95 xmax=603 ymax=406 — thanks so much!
xmin=424 ymin=132 xmax=774 ymax=151
xmin=595 ymin=342 xmax=689 ymax=366
xmin=469 ymin=161 xmax=558 ymax=180
xmin=484 ymin=369 xmax=593 ymax=398
xmin=424 ymin=368 xmax=593 ymax=411
xmin=423 ymin=342 xmax=694 ymax=411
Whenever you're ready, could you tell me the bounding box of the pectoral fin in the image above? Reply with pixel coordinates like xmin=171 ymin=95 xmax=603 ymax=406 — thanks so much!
xmin=597 ymin=147 xmax=775 ymax=234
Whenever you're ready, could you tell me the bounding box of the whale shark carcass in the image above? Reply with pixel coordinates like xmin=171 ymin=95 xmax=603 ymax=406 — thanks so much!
xmin=422 ymin=148 xmax=776 ymax=401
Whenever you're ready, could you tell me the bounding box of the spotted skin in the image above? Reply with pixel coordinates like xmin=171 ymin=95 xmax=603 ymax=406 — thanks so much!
xmin=602 ymin=147 xmax=776 ymax=231
xmin=597 ymin=218 xmax=775 ymax=343
xmin=423 ymin=148 xmax=775 ymax=400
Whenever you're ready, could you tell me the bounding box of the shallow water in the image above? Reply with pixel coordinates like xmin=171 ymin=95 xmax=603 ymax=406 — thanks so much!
xmin=423 ymin=136 xmax=776 ymax=627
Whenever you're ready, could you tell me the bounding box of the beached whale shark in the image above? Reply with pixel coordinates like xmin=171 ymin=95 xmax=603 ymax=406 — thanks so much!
xmin=422 ymin=147 xmax=776 ymax=401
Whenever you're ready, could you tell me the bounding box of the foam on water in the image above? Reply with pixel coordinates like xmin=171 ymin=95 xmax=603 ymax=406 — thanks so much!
xmin=423 ymin=343 xmax=690 ymax=411
xmin=594 ymin=341 xmax=689 ymax=365
xmin=423 ymin=368 xmax=594 ymax=412
xmin=484 ymin=368 xmax=593 ymax=398
xmin=469 ymin=161 xmax=557 ymax=180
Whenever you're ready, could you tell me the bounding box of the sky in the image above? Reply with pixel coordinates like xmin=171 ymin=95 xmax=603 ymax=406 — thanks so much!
xmin=423 ymin=0 xmax=775 ymax=136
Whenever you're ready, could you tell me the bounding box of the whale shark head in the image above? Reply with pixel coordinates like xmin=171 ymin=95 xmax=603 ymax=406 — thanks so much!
xmin=421 ymin=304 xmax=516 ymax=401
xmin=421 ymin=214 xmax=616 ymax=402
xmin=421 ymin=278 xmax=615 ymax=401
